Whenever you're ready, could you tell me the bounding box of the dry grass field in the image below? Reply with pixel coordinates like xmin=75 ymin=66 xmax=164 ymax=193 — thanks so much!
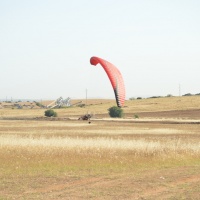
xmin=0 ymin=96 xmax=200 ymax=199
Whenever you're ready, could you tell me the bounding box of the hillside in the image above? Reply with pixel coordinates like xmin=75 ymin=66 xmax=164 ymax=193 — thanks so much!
xmin=0 ymin=96 xmax=200 ymax=120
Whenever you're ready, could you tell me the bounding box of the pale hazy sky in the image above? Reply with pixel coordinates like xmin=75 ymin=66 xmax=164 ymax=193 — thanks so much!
xmin=1 ymin=0 xmax=200 ymax=100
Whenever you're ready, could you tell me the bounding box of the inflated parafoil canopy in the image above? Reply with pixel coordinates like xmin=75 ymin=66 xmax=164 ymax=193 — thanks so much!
xmin=90 ymin=56 xmax=125 ymax=107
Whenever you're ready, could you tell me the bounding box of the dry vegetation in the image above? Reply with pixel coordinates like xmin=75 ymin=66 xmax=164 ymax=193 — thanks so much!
xmin=0 ymin=96 xmax=200 ymax=199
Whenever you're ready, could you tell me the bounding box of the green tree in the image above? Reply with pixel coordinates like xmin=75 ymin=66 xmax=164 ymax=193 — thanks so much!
xmin=44 ymin=109 xmax=57 ymax=117
xmin=108 ymin=106 xmax=124 ymax=118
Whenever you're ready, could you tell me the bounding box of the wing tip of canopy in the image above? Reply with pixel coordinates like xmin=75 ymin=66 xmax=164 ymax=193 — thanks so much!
xmin=90 ymin=56 xmax=101 ymax=66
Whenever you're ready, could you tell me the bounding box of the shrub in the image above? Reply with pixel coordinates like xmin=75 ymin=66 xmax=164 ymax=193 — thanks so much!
xmin=44 ymin=109 xmax=57 ymax=117
xmin=77 ymin=103 xmax=85 ymax=108
xmin=134 ymin=114 xmax=139 ymax=119
xmin=35 ymin=102 xmax=44 ymax=107
xmin=108 ymin=106 xmax=124 ymax=118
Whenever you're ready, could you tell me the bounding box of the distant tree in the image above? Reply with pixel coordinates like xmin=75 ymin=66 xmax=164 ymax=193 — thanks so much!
xmin=108 ymin=106 xmax=124 ymax=118
xmin=182 ymin=93 xmax=193 ymax=96
xmin=166 ymin=94 xmax=173 ymax=97
xmin=149 ymin=96 xmax=162 ymax=98
xmin=44 ymin=109 xmax=57 ymax=117
xmin=129 ymin=97 xmax=135 ymax=100
xmin=137 ymin=97 xmax=142 ymax=100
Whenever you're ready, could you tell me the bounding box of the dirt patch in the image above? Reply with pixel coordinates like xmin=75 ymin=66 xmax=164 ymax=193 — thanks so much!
xmin=127 ymin=109 xmax=200 ymax=119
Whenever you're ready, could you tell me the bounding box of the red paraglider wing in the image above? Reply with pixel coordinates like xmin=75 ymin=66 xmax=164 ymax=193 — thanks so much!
xmin=90 ymin=56 xmax=125 ymax=107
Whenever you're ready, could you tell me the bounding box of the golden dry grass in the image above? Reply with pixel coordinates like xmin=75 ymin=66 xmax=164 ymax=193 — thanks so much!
xmin=0 ymin=96 xmax=200 ymax=199
xmin=125 ymin=95 xmax=200 ymax=111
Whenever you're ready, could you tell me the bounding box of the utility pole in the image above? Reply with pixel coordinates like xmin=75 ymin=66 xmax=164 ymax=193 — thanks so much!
xmin=179 ymin=84 xmax=181 ymax=97
xmin=86 ymin=89 xmax=87 ymax=106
